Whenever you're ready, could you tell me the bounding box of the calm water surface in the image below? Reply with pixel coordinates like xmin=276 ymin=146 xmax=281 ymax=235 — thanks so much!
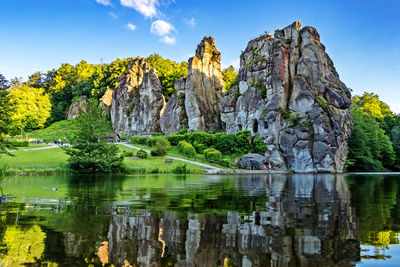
xmin=0 ymin=173 xmax=399 ymax=266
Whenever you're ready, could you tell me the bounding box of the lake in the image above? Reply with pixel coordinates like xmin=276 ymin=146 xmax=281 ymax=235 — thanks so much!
xmin=0 ymin=173 xmax=399 ymax=266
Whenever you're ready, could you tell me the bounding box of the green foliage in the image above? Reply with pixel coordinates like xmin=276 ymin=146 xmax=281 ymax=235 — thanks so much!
xmin=146 ymin=54 xmax=188 ymax=99
xmin=128 ymin=103 xmax=135 ymax=113
xmin=347 ymin=104 xmax=396 ymax=171
xmin=63 ymin=99 xmax=123 ymax=173
xmin=353 ymin=92 xmax=393 ymax=120
xmin=131 ymin=135 xmax=148 ymax=145
xmin=0 ymin=84 xmax=15 ymax=138
xmin=8 ymin=82 xmax=51 ymax=131
xmin=204 ymin=148 xmax=223 ymax=162
xmin=172 ymin=164 xmax=190 ymax=174
xmin=123 ymin=150 xmax=135 ymax=157
xmin=177 ymin=93 xmax=185 ymax=100
xmin=222 ymin=66 xmax=238 ymax=92
xmin=193 ymin=141 xmax=207 ymax=154
xmin=177 ymin=141 xmax=196 ymax=156
xmin=8 ymin=140 xmax=29 ymax=147
xmin=166 ymin=133 xmax=186 ymax=146
xmin=317 ymin=96 xmax=329 ymax=109
xmin=150 ymin=137 xmax=170 ymax=157
xmin=46 ymin=58 xmax=130 ymax=123
xmin=136 ymin=149 xmax=148 ymax=159
xmin=260 ymin=86 xmax=267 ymax=98
xmin=252 ymin=136 xmax=267 ymax=154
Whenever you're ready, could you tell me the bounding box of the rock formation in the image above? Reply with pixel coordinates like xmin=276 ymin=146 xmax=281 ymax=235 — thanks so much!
xmin=159 ymin=79 xmax=187 ymax=135
xmin=110 ymin=57 xmax=165 ymax=135
xmin=66 ymin=95 xmax=87 ymax=119
xmin=221 ymin=22 xmax=353 ymax=173
xmin=184 ymin=36 xmax=225 ymax=132
xmin=160 ymin=36 xmax=225 ymax=133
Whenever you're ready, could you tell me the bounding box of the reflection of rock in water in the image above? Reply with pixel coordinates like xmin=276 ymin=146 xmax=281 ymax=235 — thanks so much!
xmin=106 ymin=175 xmax=359 ymax=266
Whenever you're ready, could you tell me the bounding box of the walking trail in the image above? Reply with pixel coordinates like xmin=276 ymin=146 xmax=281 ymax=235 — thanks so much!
xmin=119 ymin=143 xmax=223 ymax=172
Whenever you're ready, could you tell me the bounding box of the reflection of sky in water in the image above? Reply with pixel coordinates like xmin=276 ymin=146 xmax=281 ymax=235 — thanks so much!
xmin=359 ymin=242 xmax=400 ymax=266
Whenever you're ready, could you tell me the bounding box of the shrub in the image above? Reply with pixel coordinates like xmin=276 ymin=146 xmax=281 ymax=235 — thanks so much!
xmin=136 ymin=149 xmax=148 ymax=159
xmin=10 ymin=140 xmax=29 ymax=147
xmin=185 ymin=131 xmax=214 ymax=147
xmin=178 ymin=141 xmax=196 ymax=156
xmin=146 ymin=137 xmax=158 ymax=147
xmin=123 ymin=151 xmax=135 ymax=157
xmin=204 ymin=148 xmax=222 ymax=162
xmin=150 ymin=137 xmax=170 ymax=157
xmin=172 ymin=164 xmax=190 ymax=174
xmin=193 ymin=141 xmax=207 ymax=154
xmin=252 ymin=136 xmax=267 ymax=154
xmin=153 ymin=132 xmax=164 ymax=137
xmin=166 ymin=133 xmax=186 ymax=146
xmin=131 ymin=136 xmax=147 ymax=145
xmin=178 ymin=126 xmax=189 ymax=134
xmin=221 ymin=158 xmax=231 ymax=167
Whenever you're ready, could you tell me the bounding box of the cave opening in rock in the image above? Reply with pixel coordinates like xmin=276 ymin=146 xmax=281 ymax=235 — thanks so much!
xmin=238 ymin=124 xmax=243 ymax=131
xmin=264 ymin=120 xmax=268 ymax=129
xmin=253 ymin=119 xmax=258 ymax=133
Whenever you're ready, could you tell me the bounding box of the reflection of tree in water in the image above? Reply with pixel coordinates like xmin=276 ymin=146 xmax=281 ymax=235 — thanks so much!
xmin=0 ymin=225 xmax=46 ymax=265
xmin=106 ymin=174 xmax=360 ymax=266
xmin=43 ymin=175 xmax=125 ymax=265
xmin=347 ymin=174 xmax=400 ymax=259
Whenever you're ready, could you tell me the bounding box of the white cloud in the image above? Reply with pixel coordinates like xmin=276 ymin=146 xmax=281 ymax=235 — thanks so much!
xmin=96 ymin=0 xmax=112 ymax=6
xmin=126 ymin=23 xmax=137 ymax=31
xmin=160 ymin=36 xmax=176 ymax=45
xmin=120 ymin=0 xmax=158 ymax=17
xmin=183 ymin=18 xmax=195 ymax=27
xmin=150 ymin=20 xmax=175 ymax=36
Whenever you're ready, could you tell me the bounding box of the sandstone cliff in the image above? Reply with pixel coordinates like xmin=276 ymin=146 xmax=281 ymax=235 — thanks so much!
xmin=110 ymin=57 xmax=165 ymax=135
xmin=66 ymin=95 xmax=87 ymax=120
xmin=160 ymin=36 xmax=225 ymax=133
xmin=221 ymin=22 xmax=353 ymax=172
xmin=184 ymin=36 xmax=225 ymax=132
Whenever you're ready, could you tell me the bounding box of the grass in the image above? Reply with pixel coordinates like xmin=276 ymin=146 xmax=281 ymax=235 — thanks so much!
xmin=118 ymin=145 xmax=206 ymax=173
xmin=1 ymin=144 xmax=208 ymax=176
xmin=125 ymin=143 xmax=232 ymax=170
xmin=28 ymin=120 xmax=77 ymax=140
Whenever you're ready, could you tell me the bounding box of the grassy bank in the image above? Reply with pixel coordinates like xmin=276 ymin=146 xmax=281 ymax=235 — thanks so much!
xmin=2 ymin=145 xmax=206 ymax=176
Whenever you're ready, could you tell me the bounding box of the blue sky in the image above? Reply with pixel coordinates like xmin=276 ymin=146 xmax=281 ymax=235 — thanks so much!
xmin=1 ymin=0 xmax=399 ymax=112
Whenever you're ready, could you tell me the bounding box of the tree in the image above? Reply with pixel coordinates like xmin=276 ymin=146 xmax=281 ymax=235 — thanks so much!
xmin=222 ymin=65 xmax=238 ymax=91
xmin=0 ymin=74 xmax=10 ymax=90
xmin=7 ymin=83 xmax=51 ymax=131
xmin=150 ymin=137 xmax=170 ymax=157
xmin=63 ymin=100 xmax=123 ymax=174
xmin=147 ymin=54 xmax=188 ymax=99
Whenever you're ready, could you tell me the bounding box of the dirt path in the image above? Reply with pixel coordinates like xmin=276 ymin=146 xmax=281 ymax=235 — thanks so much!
xmin=120 ymin=143 xmax=223 ymax=172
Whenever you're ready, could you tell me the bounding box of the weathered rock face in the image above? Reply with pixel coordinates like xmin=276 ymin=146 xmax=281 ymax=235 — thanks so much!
xmin=110 ymin=57 xmax=165 ymax=135
xmin=184 ymin=36 xmax=225 ymax=132
xmin=99 ymin=89 xmax=113 ymax=110
xmin=159 ymin=79 xmax=188 ymax=135
xmin=221 ymin=22 xmax=353 ymax=173
xmin=66 ymin=95 xmax=87 ymax=120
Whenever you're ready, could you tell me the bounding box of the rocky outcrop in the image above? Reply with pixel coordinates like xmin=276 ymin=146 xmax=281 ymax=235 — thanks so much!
xmin=238 ymin=153 xmax=267 ymax=170
xmin=66 ymin=95 xmax=87 ymax=119
xmin=184 ymin=36 xmax=225 ymax=132
xmin=221 ymin=22 xmax=353 ymax=173
xmin=110 ymin=57 xmax=165 ymax=135
xmin=99 ymin=89 xmax=113 ymax=110
xmin=159 ymin=79 xmax=188 ymax=135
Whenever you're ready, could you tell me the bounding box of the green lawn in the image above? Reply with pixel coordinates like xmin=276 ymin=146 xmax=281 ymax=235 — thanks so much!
xmin=126 ymin=142 xmax=232 ymax=170
xmin=2 ymin=145 xmax=207 ymax=175
xmin=118 ymin=145 xmax=206 ymax=173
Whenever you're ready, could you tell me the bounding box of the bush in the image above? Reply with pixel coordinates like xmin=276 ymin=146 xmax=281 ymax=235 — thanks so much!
xmin=131 ymin=136 xmax=148 ymax=145
xmin=177 ymin=141 xmax=196 ymax=156
xmin=252 ymin=136 xmax=267 ymax=154
xmin=150 ymin=137 xmax=170 ymax=157
xmin=172 ymin=164 xmax=190 ymax=174
xmin=185 ymin=131 xmax=214 ymax=147
xmin=221 ymin=158 xmax=231 ymax=167
xmin=136 ymin=149 xmax=148 ymax=159
xmin=166 ymin=133 xmax=186 ymax=146
xmin=193 ymin=141 xmax=207 ymax=154
xmin=214 ymin=133 xmax=237 ymax=154
xmin=10 ymin=140 xmax=29 ymax=147
xmin=204 ymin=148 xmax=222 ymax=162
xmin=146 ymin=137 xmax=160 ymax=147
xmin=123 ymin=151 xmax=135 ymax=157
